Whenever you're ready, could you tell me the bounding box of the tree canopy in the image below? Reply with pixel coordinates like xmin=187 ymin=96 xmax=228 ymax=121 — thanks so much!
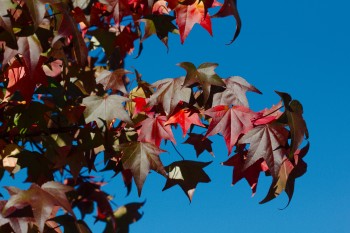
xmin=0 ymin=0 xmax=309 ymax=232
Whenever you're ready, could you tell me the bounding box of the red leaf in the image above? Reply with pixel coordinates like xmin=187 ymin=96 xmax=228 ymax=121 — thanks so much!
xmin=212 ymin=0 xmax=241 ymax=44
xmin=204 ymin=105 xmax=259 ymax=155
xmin=174 ymin=0 xmax=213 ymax=43
xmin=238 ymin=123 xmax=289 ymax=178
xmin=166 ymin=108 xmax=205 ymax=137
xmin=136 ymin=115 xmax=175 ymax=147
xmin=4 ymin=59 xmax=35 ymax=102
xmin=223 ymin=151 xmax=268 ymax=195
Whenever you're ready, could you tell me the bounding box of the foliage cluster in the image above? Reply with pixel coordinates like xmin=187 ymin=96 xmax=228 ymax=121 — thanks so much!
xmin=0 ymin=0 xmax=309 ymax=232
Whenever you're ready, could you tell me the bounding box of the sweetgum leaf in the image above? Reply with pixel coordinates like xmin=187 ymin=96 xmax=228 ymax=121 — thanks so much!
xmin=183 ymin=133 xmax=214 ymax=157
xmin=179 ymin=62 xmax=225 ymax=104
xmin=3 ymin=182 xmax=74 ymax=232
xmin=140 ymin=14 xmax=179 ymax=48
xmin=212 ymin=76 xmax=262 ymax=107
xmin=103 ymin=202 xmax=145 ymax=233
xmin=52 ymin=4 xmax=88 ymax=66
xmin=163 ymin=160 xmax=212 ymax=202
xmin=136 ymin=115 xmax=175 ymax=147
xmin=25 ymin=0 xmax=46 ymax=30
xmin=15 ymin=150 xmax=54 ymax=185
xmin=117 ymin=142 xmax=167 ymax=196
xmin=165 ymin=108 xmax=205 ymax=137
xmin=223 ymin=151 xmax=268 ymax=195
xmin=0 ymin=200 xmax=33 ymax=233
xmin=174 ymin=0 xmax=213 ymax=43
xmin=96 ymin=69 xmax=131 ymax=94
xmin=147 ymin=77 xmax=191 ymax=115
xmin=204 ymin=105 xmax=259 ymax=155
xmin=276 ymin=91 xmax=308 ymax=158
xmin=260 ymin=143 xmax=309 ymax=206
xmin=51 ymin=215 xmax=92 ymax=233
xmin=239 ymin=123 xmax=289 ymax=178
xmin=212 ymin=0 xmax=241 ymax=44
xmin=82 ymin=94 xmax=132 ymax=128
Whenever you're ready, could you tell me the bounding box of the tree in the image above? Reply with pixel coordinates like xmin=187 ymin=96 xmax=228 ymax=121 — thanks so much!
xmin=0 ymin=0 xmax=309 ymax=232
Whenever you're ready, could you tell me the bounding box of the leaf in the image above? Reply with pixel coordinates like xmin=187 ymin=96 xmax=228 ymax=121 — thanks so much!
xmin=183 ymin=133 xmax=214 ymax=157
xmin=212 ymin=76 xmax=262 ymax=107
xmin=3 ymin=182 xmax=74 ymax=232
xmin=52 ymin=4 xmax=88 ymax=66
xmin=166 ymin=108 xmax=205 ymax=137
xmin=136 ymin=115 xmax=176 ymax=147
xmin=117 ymin=142 xmax=167 ymax=196
xmin=105 ymin=0 xmax=131 ymax=27
xmin=51 ymin=215 xmax=92 ymax=233
xmin=222 ymin=151 xmax=268 ymax=195
xmin=178 ymin=62 xmax=225 ymax=104
xmin=260 ymin=143 xmax=309 ymax=206
xmin=163 ymin=160 xmax=212 ymax=202
xmin=115 ymin=24 xmax=140 ymax=59
xmin=204 ymin=105 xmax=259 ymax=155
xmin=1 ymin=143 xmax=21 ymax=174
xmin=276 ymin=91 xmax=308 ymax=158
xmin=113 ymin=202 xmax=144 ymax=232
xmin=147 ymin=77 xmax=192 ymax=115
xmin=0 ymin=200 xmax=34 ymax=233
xmin=102 ymin=202 xmax=145 ymax=233
xmin=174 ymin=0 xmax=213 ymax=43
xmin=15 ymin=150 xmax=54 ymax=185
xmin=238 ymin=123 xmax=289 ymax=178
xmin=96 ymin=68 xmax=131 ymax=94
xmin=253 ymin=101 xmax=283 ymax=125
xmin=25 ymin=0 xmax=46 ymax=30
xmin=0 ymin=15 xmax=17 ymax=50
xmin=140 ymin=14 xmax=179 ymax=48
xmin=212 ymin=0 xmax=241 ymax=44
xmin=4 ymin=55 xmax=49 ymax=102
xmin=82 ymin=94 xmax=132 ymax=128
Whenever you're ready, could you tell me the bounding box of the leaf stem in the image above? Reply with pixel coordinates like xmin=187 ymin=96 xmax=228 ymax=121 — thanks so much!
xmin=171 ymin=141 xmax=184 ymax=160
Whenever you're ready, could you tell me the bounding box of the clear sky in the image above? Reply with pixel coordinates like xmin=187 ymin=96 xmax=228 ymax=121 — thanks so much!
xmin=107 ymin=0 xmax=350 ymax=232
xmin=2 ymin=0 xmax=349 ymax=232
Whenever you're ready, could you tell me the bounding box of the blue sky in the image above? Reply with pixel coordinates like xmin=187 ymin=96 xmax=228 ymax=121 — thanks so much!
xmin=111 ymin=0 xmax=350 ymax=232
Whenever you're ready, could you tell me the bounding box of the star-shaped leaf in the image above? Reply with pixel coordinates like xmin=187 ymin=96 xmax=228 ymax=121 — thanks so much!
xmin=166 ymin=108 xmax=205 ymax=137
xmin=174 ymin=0 xmax=213 ymax=43
xmin=183 ymin=133 xmax=214 ymax=157
xmin=204 ymin=105 xmax=259 ymax=155
xmin=136 ymin=115 xmax=175 ymax=147
xmin=148 ymin=77 xmax=192 ymax=115
xmin=163 ymin=160 xmax=212 ymax=201
xmin=117 ymin=142 xmax=167 ymax=196
xmin=222 ymin=151 xmax=268 ymax=195
xmin=82 ymin=94 xmax=132 ymax=128
xmin=178 ymin=62 xmax=225 ymax=104
xmin=212 ymin=76 xmax=262 ymax=107
xmin=238 ymin=123 xmax=289 ymax=178
xmin=96 ymin=68 xmax=131 ymax=94
xmin=140 ymin=14 xmax=179 ymax=48
xmin=3 ymin=182 xmax=75 ymax=232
